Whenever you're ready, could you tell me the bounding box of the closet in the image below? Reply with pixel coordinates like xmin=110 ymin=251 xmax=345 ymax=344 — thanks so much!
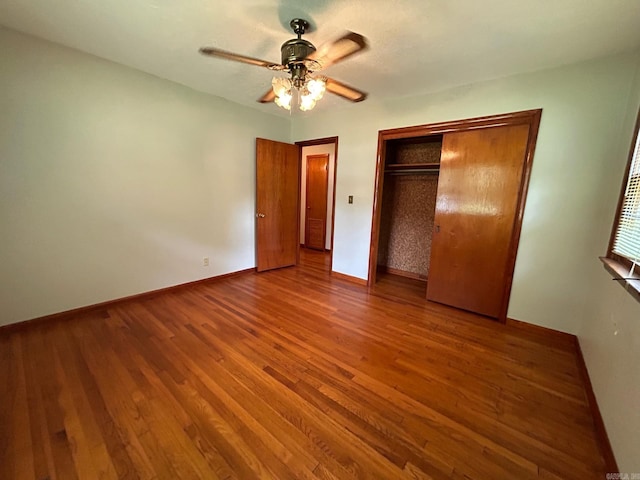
xmin=369 ymin=110 xmax=542 ymax=321
xmin=377 ymin=136 xmax=442 ymax=281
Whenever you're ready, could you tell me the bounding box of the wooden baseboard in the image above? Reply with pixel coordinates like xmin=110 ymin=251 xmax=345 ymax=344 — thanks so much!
xmin=574 ymin=338 xmax=619 ymax=473
xmin=0 ymin=267 xmax=255 ymax=335
xmin=377 ymin=265 xmax=427 ymax=281
xmin=505 ymin=317 xmax=575 ymax=343
xmin=330 ymin=271 xmax=367 ymax=286
xmin=301 ymin=245 xmax=328 ymax=252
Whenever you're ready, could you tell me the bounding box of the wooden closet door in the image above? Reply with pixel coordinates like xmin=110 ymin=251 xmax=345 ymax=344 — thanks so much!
xmin=304 ymin=154 xmax=329 ymax=250
xmin=426 ymin=124 xmax=530 ymax=318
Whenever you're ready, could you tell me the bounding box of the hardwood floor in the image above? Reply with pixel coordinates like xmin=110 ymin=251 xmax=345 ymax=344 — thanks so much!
xmin=1 ymin=249 xmax=607 ymax=479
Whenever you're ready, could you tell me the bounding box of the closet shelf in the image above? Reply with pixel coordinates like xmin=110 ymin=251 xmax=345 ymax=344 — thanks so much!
xmin=384 ymin=162 xmax=441 ymax=174
xmin=385 ymin=162 xmax=440 ymax=170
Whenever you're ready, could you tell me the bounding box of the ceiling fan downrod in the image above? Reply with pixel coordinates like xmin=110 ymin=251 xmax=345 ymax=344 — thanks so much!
xmin=290 ymin=18 xmax=309 ymax=38
xmin=281 ymin=18 xmax=316 ymax=69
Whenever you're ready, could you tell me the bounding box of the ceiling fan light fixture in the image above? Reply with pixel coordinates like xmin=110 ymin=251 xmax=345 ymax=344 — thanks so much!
xmin=306 ymin=78 xmax=326 ymax=101
xmin=272 ymin=75 xmax=326 ymax=112
xmin=299 ymin=94 xmax=316 ymax=111
xmin=272 ymin=77 xmax=292 ymax=110
xmin=274 ymin=91 xmax=292 ymax=110
xmin=272 ymin=77 xmax=291 ymax=97
xmin=299 ymin=77 xmax=325 ymax=111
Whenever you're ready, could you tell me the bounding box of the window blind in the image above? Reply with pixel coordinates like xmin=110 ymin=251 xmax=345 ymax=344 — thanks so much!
xmin=612 ymin=132 xmax=640 ymax=264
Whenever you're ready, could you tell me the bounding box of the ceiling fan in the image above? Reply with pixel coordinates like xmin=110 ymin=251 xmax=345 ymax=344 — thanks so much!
xmin=199 ymin=18 xmax=369 ymax=111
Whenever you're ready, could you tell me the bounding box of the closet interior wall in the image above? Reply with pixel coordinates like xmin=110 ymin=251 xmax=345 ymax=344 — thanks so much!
xmin=377 ymin=138 xmax=441 ymax=280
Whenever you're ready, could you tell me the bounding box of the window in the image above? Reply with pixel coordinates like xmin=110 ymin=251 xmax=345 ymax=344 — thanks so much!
xmin=605 ymin=108 xmax=640 ymax=298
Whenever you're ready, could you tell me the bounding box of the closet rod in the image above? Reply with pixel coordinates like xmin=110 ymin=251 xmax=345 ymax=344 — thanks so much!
xmin=385 ymin=169 xmax=440 ymax=176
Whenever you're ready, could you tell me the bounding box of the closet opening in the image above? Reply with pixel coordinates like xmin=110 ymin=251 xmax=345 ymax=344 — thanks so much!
xmin=376 ymin=135 xmax=442 ymax=291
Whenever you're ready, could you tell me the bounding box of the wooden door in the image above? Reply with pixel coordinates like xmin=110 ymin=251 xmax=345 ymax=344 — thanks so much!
xmin=426 ymin=124 xmax=530 ymax=318
xmin=256 ymin=138 xmax=300 ymax=272
xmin=304 ymin=154 xmax=329 ymax=250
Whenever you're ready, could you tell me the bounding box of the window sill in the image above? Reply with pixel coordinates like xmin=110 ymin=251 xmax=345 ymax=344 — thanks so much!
xmin=600 ymin=256 xmax=640 ymax=303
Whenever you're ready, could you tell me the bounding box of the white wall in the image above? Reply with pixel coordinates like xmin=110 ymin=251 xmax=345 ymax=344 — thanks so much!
xmin=300 ymin=143 xmax=336 ymax=249
xmin=293 ymin=51 xmax=640 ymax=336
xmin=0 ymin=27 xmax=290 ymax=326
xmin=578 ymin=53 xmax=640 ymax=473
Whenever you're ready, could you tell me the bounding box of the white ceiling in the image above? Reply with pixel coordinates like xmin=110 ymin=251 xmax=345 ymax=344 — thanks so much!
xmin=2 ymin=0 xmax=640 ymax=117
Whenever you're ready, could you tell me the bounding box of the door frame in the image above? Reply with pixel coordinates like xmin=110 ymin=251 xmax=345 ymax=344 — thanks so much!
xmin=296 ymin=136 xmax=339 ymax=271
xmin=367 ymin=110 xmax=542 ymax=321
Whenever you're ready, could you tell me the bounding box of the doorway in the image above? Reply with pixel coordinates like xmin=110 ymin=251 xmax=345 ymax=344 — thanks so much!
xmin=297 ymin=137 xmax=338 ymax=272
xmin=304 ymin=154 xmax=330 ymax=251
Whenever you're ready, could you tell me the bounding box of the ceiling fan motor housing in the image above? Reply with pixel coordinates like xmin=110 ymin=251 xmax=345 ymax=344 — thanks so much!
xmin=280 ymin=38 xmax=316 ymax=67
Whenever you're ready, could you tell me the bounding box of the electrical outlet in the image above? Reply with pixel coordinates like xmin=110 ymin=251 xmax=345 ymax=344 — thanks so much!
xmin=203 ymin=257 xmax=209 ymax=267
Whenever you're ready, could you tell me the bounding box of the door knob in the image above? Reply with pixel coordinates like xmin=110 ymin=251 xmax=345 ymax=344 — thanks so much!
xmin=255 ymin=213 xmax=266 ymax=218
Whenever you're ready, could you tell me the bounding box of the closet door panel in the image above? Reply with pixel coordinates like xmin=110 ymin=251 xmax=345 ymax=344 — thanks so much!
xmin=426 ymin=124 xmax=529 ymax=318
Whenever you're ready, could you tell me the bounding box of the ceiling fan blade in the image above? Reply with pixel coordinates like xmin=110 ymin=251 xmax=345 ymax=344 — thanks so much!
xmin=325 ymin=77 xmax=367 ymax=103
xmin=258 ymin=89 xmax=276 ymax=103
xmin=199 ymin=47 xmax=282 ymax=69
xmin=306 ymin=31 xmax=368 ymax=70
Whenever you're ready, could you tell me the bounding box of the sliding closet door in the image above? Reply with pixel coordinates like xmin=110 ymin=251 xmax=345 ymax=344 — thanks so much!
xmin=426 ymin=124 xmax=530 ymax=319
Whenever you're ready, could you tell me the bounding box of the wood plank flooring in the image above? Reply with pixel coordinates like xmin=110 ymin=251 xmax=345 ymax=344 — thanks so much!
xmin=0 ymin=249 xmax=607 ymax=479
